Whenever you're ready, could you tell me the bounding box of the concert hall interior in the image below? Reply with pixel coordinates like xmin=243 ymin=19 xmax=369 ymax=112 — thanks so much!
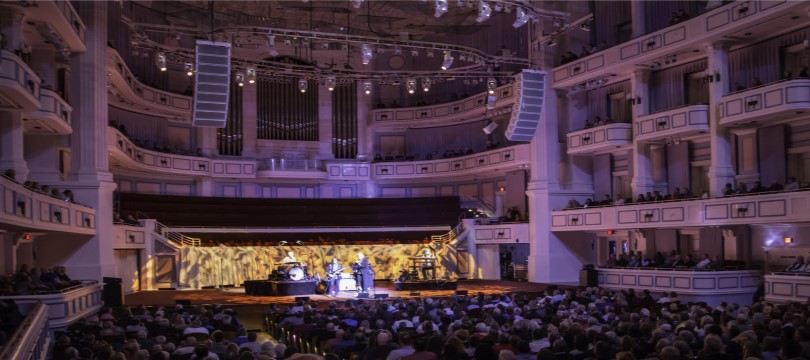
xmin=2 ymin=0 xmax=810 ymax=358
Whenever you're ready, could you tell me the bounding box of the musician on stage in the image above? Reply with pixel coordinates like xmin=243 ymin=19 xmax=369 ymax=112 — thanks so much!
xmin=282 ymin=251 xmax=297 ymax=264
xmin=325 ymin=258 xmax=343 ymax=297
xmin=421 ymin=248 xmax=437 ymax=280
xmin=353 ymin=253 xmax=374 ymax=293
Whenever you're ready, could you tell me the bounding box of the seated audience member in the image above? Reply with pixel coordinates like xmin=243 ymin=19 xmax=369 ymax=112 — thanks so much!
xmin=606 ymin=254 xmax=618 ymax=267
xmin=799 ymin=65 xmax=809 ymax=78
xmin=669 ymin=255 xmax=684 ymax=267
xmin=786 ymin=256 xmax=805 ymax=272
xmin=749 ymin=181 xmax=766 ymax=193
xmin=601 ymin=195 xmax=613 ymax=206
xmin=671 ymin=188 xmax=682 ymax=200
xmin=736 ymin=182 xmax=748 ymax=194
xmin=723 ymin=183 xmax=735 ymax=196
xmin=709 ymin=255 xmax=725 ymax=270
xmin=627 ymin=256 xmax=640 ymax=268
xmin=565 ymin=198 xmax=582 ymax=209
xmin=2 ymin=169 xmax=15 ymax=181
xmin=636 ymin=194 xmax=647 ymax=203
xmin=614 ymin=196 xmax=625 ymax=205
xmin=785 ymin=177 xmax=799 ymax=191
xmin=695 ymin=254 xmax=712 ymax=269
xmin=683 ymin=255 xmax=696 ymax=268
xmin=653 ymin=191 xmax=664 ymax=201
xmin=615 ymin=254 xmax=628 ymax=267
xmin=768 ymin=180 xmax=783 ymax=192
xmin=640 ymin=256 xmax=653 ymax=267
xmin=583 ymin=199 xmax=594 ymax=208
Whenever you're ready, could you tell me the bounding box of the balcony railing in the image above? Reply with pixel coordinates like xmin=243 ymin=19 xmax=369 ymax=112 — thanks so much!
xmin=0 ymin=281 xmax=102 ymax=331
xmin=108 ymin=127 xmax=257 ymax=179
xmin=106 ymin=49 xmax=193 ymax=123
xmin=551 ymin=1 xmax=801 ymax=89
xmin=552 ymin=189 xmax=810 ymax=231
xmin=25 ymin=0 xmax=87 ymax=52
xmin=567 ymin=123 xmax=632 ymax=155
xmin=719 ymin=78 xmax=810 ymax=126
xmin=765 ymin=272 xmax=810 ymax=303
xmin=26 ymin=88 xmax=73 ymax=135
xmin=0 ymin=175 xmax=96 ymax=234
xmin=0 ymin=49 xmax=41 ymax=111
xmin=369 ymin=144 xmax=530 ymax=179
xmin=635 ymin=105 xmax=709 ymax=142
xmin=0 ymin=302 xmax=49 ymax=360
xmin=372 ymin=84 xmax=514 ymax=128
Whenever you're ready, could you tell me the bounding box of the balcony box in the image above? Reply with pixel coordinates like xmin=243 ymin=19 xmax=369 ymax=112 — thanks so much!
xmin=567 ymin=123 xmax=632 ymax=155
xmin=0 ymin=50 xmax=41 ymax=111
xmin=719 ymin=79 xmax=810 ymax=126
xmin=635 ymin=105 xmax=709 ymax=142
xmin=25 ymin=89 xmax=73 ymax=134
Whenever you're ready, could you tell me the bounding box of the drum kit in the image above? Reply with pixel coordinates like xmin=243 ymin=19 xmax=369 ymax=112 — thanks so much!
xmin=271 ymin=262 xmax=311 ymax=281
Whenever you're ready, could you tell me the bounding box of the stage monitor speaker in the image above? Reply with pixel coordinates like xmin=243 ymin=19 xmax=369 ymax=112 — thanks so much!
xmin=193 ymin=40 xmax=232 ymax=128
xmin=483 ymin=120 xmax=498 ymax=134
xmin=176 ymin=300 xmax=192 ymax=306
xmin=409 ymin=291 xmax=421 ymax=296
xmin=505 ymin=69 xmax=546 ymax=142
xmin=356 ymin=293 xmax=370 ymax=299
xmin=294 ymin=296 xmax=310 ymax=302
xmin=374 ymin=294 xmax=389 ymax=299
xmin=455 ymin=290 xmax=468 ymax=296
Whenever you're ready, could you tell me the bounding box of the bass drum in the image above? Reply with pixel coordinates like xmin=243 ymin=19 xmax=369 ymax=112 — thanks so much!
xmin=289 ymin=266 xmax=305 ymax=281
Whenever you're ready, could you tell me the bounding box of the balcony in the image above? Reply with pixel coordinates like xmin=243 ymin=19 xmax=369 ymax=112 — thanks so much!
xmin=108 ymin=127 xmax=257 ymax=179
xmin=719 ymin=79 xmax=810 ymax=127
xmin=0 ymin=175 xmax=96 ymax=235
xmin=372 ymin=84 xmax=514 ymax=129
xmin=551 ymin=190 xmax=810 ymax=231
xmin=106 ymin=49 xmax=193 ymax=123
xmin=551 ymin=1 xmax=803 ymax=89
xmin=471 ymin=222 xmax=529 ymax=244
xmin=0 ymin=282 xmax=102 ymax=331
xmin=370 ymin=144 xmax=529 ymax=180
xmin=24 ymin=0 xmax=87 ymax=52
xmin=764 ymin=273 xmax=810 ymax=303
xmin=635 ymin=105 xmax=709 ymax=142
xmin=597 ymin=267 xmax=761 ymax=305
xmin=0 ymin=302 xmax=49 ymax=360
xmin=24 ymin=89 xmax=73 ymax=135
xmin=0 ymin=49 xmax=41 ymax=111
xmin=567 ymin=123 xmax=632 ymax=155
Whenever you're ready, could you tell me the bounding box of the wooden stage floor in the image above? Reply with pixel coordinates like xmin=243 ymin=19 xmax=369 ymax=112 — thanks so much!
xmin=124 ymin=279 xmax=556 ymax=306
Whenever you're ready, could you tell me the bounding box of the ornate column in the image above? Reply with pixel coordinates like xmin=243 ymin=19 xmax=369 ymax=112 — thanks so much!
xmin=241 ymin=82 xmax=257 ymax=157
xmin=706 ymin=41 xmax=736 ymax=196
xmin=630 ymin=1 xmax=646 ymax=39
xmin=0 ymin=8 xmax=25 ymax=52
xmin=630 ymin=68 xmax=654 ymax=196
xmin=0 ymin=9 xmax=29 ymax=180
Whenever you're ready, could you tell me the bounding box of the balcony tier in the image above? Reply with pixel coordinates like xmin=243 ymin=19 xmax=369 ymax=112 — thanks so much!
xmin=567 ymin=123 xmax=632 ymax=155
xmin=765 ymin=273 xmax=810 ymax=303
xmin=108 ymin=127 xmax=257 ymax=179
xmin=0 ymin=50 xmax=41 ymax=111
xmin=106 ymin=49 xmax=193 ymax=123
xmin=0 ymin=282 xmax=102 ymax=331
xmin=1 ymin=175 xmax=96 ymax=235
xmin=635 ymin=105 xmax=709 ymax=143
xmin=372 ymin=85 xmax=514 ymax=129
xmin=24 ymin=89 xmax=73 ymax=135
xmin=597 ymin=268 xmax=761 ymax=306
xmin=368 ymin=145 xmax=529 ymax=180
xmin=719 ymin=79 xmax=810 ymax=127
xmin=551 ymin=190 xmax=810 ymax=231
xmin=24 ymin=0 xmax=86 ymax=52
xmin=552 ymin=1 xmax=803 ymax=89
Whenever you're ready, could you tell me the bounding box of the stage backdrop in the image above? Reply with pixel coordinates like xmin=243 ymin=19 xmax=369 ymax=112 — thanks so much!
xmin=178 ymin=243 xmax=458 ymax=289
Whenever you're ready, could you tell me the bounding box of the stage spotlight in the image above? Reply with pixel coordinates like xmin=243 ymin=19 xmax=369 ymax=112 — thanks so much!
xmin=326 ymin=75 xmax=337 ymax=91
xmin=267 ymin=35 xmax=279 ymax=57
xmin=512 ymin=7 xmax=532 ymax=28
xmin=156 ymin=53 xmax=167 ymax=71
xmin=487 ymin=77 xmax=497 ymax=94
xmin=185 ymin=62 xmax=193 ymax=76
xmin=422 ymin=78 xmax=432 ymax=92
xmin=406 ymin=78 xmax=417 ymax=94
xmin=363 ymin=80 xmax=372 ymax=95
xmin=298 ymin=78 xmax=308 ymax=93
xmin=235 ymin=73 xmax=245 ymax=87
xmin=247 ymin=68 xmax=256 ymax=84
xmin=441 ymin=51 xmax=454 ymax=70
xmin=361 ymin=43 xmax=373 ymax=65
xmin=476 ymin=1 xmax=492 ymax=23
xmin=435 ymin=0 xmax=448 ymax=18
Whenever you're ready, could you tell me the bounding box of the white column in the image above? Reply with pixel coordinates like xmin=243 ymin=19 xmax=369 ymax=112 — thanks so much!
xmin=706 ymin=41 xmax=736 ymax=196
xmin=356 ymin=84 xmax=374 ymax=159
xmin=0 ymin=111 xmax=29 ymax=180
xmin=196 ymin=127 xmax=218 ymax=157
xmin=241 ymin=82 xmax=257 ymax=157
xmin=630 ymin=1 xmax=646 ymax=39
xmin=63 ymin=1 xmax=117 ymax=281
xmin=630 ymin=68 xmax=654 ymax=197
xmin=495 ymin=190 xmax=505 ymax=217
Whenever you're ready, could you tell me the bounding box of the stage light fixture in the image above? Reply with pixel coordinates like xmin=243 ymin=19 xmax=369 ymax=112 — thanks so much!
xmin=326 ymin=75 xmax=337 ymax=91
xmin=352 ymin=0 xmax=362 ymax=8
xmin=185 ymin=62 xmax=193 ymax=76
xmin=298 ymin=78 xmax=308 ymax=93
xmin=247 ymin=68 xmax=256 ymax=84
xmin=512 ymin=7 xmax=532 ymax=28
xmin=406 ymin=78 xmax=417 ymax=94
xmin=267 ymin=35 xmax=279 ymax=57
xmin=487 ymin=78 xmax=497 ymax=94
xmin=435 ymin=0 xmax=448 ymax=17
xmin=361 ymin=43 xmax=373 ymax=65
xmin=410 ymin=49 xmax=419 ymax=57
xmin=363 ymin=80 xmax=372 ymax=95
xmin=426 ymin=50 xmax=435 ymax=58
xmin=476 ymin=1 xmax=492 ymax=22
xmin=422 ymin=78 xmax=432 ymax=92
xmin=156 ymin=53 xmax=167 ymax=71
xmin=441 ymin=51 xmax=454 ymax=70
xmin=236 ymin=73 xmax=245 ymax=87
xmin=394 ymin=47 xmax=402 ymax=55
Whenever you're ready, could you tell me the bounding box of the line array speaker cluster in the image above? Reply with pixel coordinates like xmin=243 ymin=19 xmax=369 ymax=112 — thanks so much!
xmin=505 ymin=69 xmax=546 ymax=142
xmin=192 ymin=41 xmax=232 ymax=128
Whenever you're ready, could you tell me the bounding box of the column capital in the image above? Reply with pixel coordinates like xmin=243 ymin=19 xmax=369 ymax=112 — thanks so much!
xmin=705 ymin=40 xmax=732 ymax=52
xmin=631 ymin=66 xmax=652 ymax=79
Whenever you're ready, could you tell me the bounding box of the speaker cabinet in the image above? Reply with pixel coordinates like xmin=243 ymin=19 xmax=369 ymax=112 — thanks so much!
xmin=505 ymin=69 xmax=546 ymax=142
xmin=193 ymin=40 xmax=232 ymax=128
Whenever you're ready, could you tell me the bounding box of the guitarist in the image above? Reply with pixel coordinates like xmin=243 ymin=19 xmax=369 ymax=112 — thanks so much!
xmin=325 ymin=258 xmax=344 ymax=297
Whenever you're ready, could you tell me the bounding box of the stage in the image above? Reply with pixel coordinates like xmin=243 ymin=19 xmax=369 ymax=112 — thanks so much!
xmin=243 ymin=279 xmax=317 ymax=296
xmin=393 ymin=280 xmax=458 ymax=291
xmin=124 ymin=280 xmax=556 ymax=305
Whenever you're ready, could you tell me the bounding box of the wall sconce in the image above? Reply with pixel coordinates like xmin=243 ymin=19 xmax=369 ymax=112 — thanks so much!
xmin=784 ymin=237 xmax=793 ymax=244
xmin=626 ymin=93 xmax=641 ymax=105
xmin=738 ymin=2 xmax=750 ymax=16
xmin=704 ymin=70 xmax=721 ymax=83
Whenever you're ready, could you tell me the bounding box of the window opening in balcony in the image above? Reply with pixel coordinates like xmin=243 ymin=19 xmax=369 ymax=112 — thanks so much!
xmin=608 ymin=92 xmax=629 ymax=123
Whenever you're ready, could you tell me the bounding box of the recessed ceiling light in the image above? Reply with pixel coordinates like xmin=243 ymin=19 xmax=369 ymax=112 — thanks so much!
xmin=744 ymin=32 xmax=752 ymax=36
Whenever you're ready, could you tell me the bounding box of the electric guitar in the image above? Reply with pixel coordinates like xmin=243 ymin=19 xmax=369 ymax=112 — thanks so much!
xmin=325 ymin=264 xmax=343 ymax=280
